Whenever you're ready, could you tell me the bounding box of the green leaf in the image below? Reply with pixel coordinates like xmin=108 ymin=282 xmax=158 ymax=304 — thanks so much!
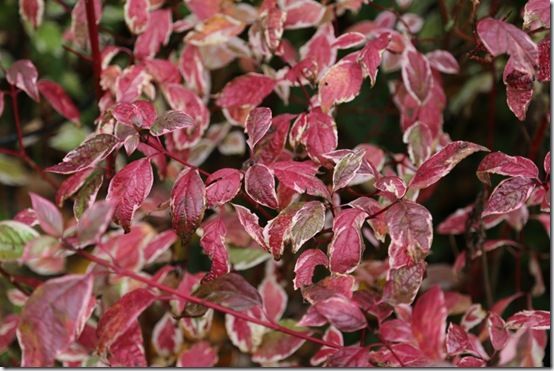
xmin=0 ymin=154 xmax=29 ymax=186
xmin=0 ymin=221 xmax=39 ymax=261
xmin=229 ymin=246 xmax=270 ymax=271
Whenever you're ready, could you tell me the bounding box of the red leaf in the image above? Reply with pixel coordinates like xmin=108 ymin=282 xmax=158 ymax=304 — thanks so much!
xmin=328 ymin=208 xmax=367 ymax=273
xmin=225 ymin=307 xmax=265 ymax=353
xmin=17 ymin=274 xmax=94 ymax=366
xmin=303 ymin=108 xmax=338 ymax=162
xmin=97 ymin=288 xmax=156 ymax=354
xmin=216 ymin=73 xmax=276 ymax=108
xmin=200 ymin=216 xmax=229 ymax=281
xmin=503 ymin=57 xmax=534 ymax=121
xmin=523 ymin=0 xmax=550 ymax=30
xmin=259 ymin=277 xmax=287 ymax=322
xmin=29 ymin=192 xmax=63 ymax=237
xmin=134 ymin=9 xmax=172 ymax=60
xmin=375 ymin=176 xmax=407 ymax=199
xmin=401 ymin=49 xmax=432 ymax=104
xmin=482 ymin=176 xmax=535 ymax=217
xmin=333 ymin=32 xmax=366 ymax=49
xmin=245 ymin=107 xmax=272 ymax=150
xmin=310 ymin=326 xmax=343 ymax=365
xmin=477 ymin=17 xmax=538 ymax=67
xmin=506 ymin=310 xmax=550 ymax=330
xmin=245 ymin=164 xmax=279 ymax=209
xmin=409 ymin=141 xmax=489 ymax=190
xmin=150 ymin=110 xmax=194 ymax=136
xmin=446 ymin=323 xmax=470 ymax=355
xmin=488 ymin=312 xmax=509 ymax=350
xmin=186 ymin=14 xmax=244 ymax=46
xmin=115 ymin=65 xmax=149 ymax=103
xmin=537 ymin=37 xmax=550 ymax=81
xmin=358 ymin=32 xmax=391 ymax=85
xmin=46 ymin=134 xmax=119 ymax=174
xmin=6 ymin=60 xmax=39 ymax=101
xmin=177 ymin=341 xmax=218 ymax=367
xmin=19 ymin=0 xmax=44 ymax=28
xmin=319 ymin=56 xmax=363 ymax=112
xmin=426 ymin=50 xmax=460 ymax=74
xmin=411 ymin=286 xmax=447 ymax=360
xmin=108 ymin=321 xmax=147 ymax=367
xmin=386 ymin=200 xmax=433 ymax=257
xmin=272 ymin=160 xmax=330 ymax=199
xmin=37 ymin=80 xmax=80 ymax=124
xmin=290 ymin=201 xmax=326 ymax=253
xmin=477 ymin=151 xmax=539 ymax=184
xmin=170 ymin=168 xmax=206 ymax=241
xmin=112 ymin=100 xmax=156 ymax=128
xmin=205 ymin=168 xmax=243 ymax=207
xmin=152 ymin=313 xmax=182 ymax=356
xmin=183 ymin=273 xmax=262 ymax=317
xmin=77 ymin=200 xmax=116 ymax=247
xmin=383 ymin=262 xmax=426 ymax=305
xmin=107 ymin=158 xmax=153 ymax=231
xmin=263 ymin=204 xmax=300 ymax=259
xmin=124 ymin=0 xmax=149 ymax=34
xmin=293 ymin=248 xmax=328 ymax=290
xmin=314 ymin=295 xmax=367 ymax=332
xmin=145 ymin=59 xmax=181 ymax=84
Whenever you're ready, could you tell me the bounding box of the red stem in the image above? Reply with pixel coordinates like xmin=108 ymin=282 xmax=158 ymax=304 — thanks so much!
xmin=75 ymin=249 xmax=341 ymax=350
xmin=84 ymin=0 xmax=102 ymax=100
xmin=528 ymin=115 xmax=549 ymax=162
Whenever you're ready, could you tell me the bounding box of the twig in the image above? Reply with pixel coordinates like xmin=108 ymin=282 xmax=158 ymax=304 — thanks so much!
xmin=75 ymin=249 xmax=341 ymax=350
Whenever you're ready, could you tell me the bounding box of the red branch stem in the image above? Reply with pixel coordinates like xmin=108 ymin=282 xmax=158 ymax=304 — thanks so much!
xmin=75 ymin=249 xmax=341 ymax=350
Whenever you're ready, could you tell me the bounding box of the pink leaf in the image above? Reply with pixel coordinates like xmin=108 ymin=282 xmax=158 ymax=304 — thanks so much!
xmin=77 ymin=200 xmax=116 ymax=247
xmin=304 ymin=108 xmax=338 ymax=162
xmin=112 ymin=100 xmax=156 ymax=128
xmin=233 ymin=204 xmax=266 ymax=248
xmin=17 ymin=274 xmax=93 ymax=367
xmin=143 ymin=230 xmax=177 ymax=264
xmin=272 ymin=160 xmax=330 ymax=199
xmin=259 ymin=277 xmax=287 ymax=322
xmin=253 ymin=113 xmax=293 ymax=165
xmin=150 ymin=110 xmax=194 ymax=136
xmin=205 ymin=168 xmax=243 ymax=207
xmin=386 ymin=200 xmax=433 ymax=256
xmin=19 ymin=0 xmax=44 ymax=28
xmin=216 ymin=73 xmax=276 ymax=108
xmin=488 ymin=312 xmax=509 ymax=350
xmin=283 ymin=0 xmax=325 ymax=30
xmin=314 ymin=295 xmax=367 ymax=332
xmin=200 ymin=216 xmax=229 ymax=281
xmin=358 ymin=32 xmax=391 ymax=85
xmin=225 ymin=307 xmax=265 ymax=353
xmin=145 ymin=59 xmax=181 ymax=84
xmin=6 ymin=60 xmax=39 ymax=101
xmin=383 ymin=262 xmax=426 ymax=305
xmin=124 ymin=0 xmax=149 ymax=34
xmin=523 ymin=0 xmax=550 ymax=30
xmin=108 ymin=321 xmax=147 ymax=367
xmin=37 ymin=80 xmax=80 ymax=124
xmin=477 ymin=151 xmax=539 ymax=184
xmin=506 ymin=310 xmax=550 ymax=330
xmin=29 ymin=192 xmax=63 ymax=237
xmin=401 ymin=49 xmax=432 ymax=104
xmin=115 ymin=65 xmax=148 ymax=103
xmin=107 ymin=158 xmax=153 ymax=231
xmin=477 ymin=17 xmax=538 ymax=67
xmin=327 ymin=345 xmax=370 ymax=367
xmin=134 ymin=9 xmax=172 ymax=60
xmin=482 ymin=176 xmax=536 ymax=217
xmin=97 ymin=288 xmax=156 ymax=354
xmin=503 ymin=57 xmax=534 ymax=121
xmin=319 ymin=56 xmax=363 ymax=112
xmin=333 ymin=32 xmax=366 ymax=49
xmin=245 ymin=107 xmax=272 ymax=151
xmin=170 ymin=168 xmax=206 ymax=241
xmin=455 ymin=356 xmax=487 ymax=367
xmin=252 ymin=319 xmax=310 ymax=364
xmin=310 ymin=326 xmax=343 ymax=365
xmin=375 ymin=176 xmax=407 ymax=199
xmin=332 ymin=150 xmax=365 ymax=192
xmin=290 ymin=201 xmax=326 ymax=253
xmin=411 ymin=286 xmax=447 ymax=360
xmin=46 ymin=134 xmax=119 ymax=174
xmin=0 ymin=315 xmax=19 ymax=353
xmin=328 ymin=208 xmax=367 ymax=273
xmin=409 ymin=141 xmax=489 ymax=190
xmin=426 ymin=50 xmax=460 ymax=74
xmin=446 ymin=323 xmax=470 ymax=355
xmin=245 ymin=164 xmax=279 ymax=209
xmin=263 ymin=204 xmax=300 ymax=259
xmin=177 ymin=341 xmax=218 ymax=367
xmin=152 ymin=313 xmax=182 ymax=356
xmin=186 ymin=14 xmax=244 ymax=46
xmin=293 ymin=248 xmax=328 ymax=290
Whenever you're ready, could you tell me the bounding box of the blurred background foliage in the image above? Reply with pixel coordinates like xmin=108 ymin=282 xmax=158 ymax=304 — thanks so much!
xmin=0 ymin=0 xmax=550 ymax=366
